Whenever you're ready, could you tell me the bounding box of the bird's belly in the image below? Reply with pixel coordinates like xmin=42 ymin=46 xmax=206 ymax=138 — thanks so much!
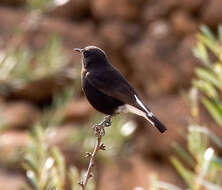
xmin=83 ymin=79 xmax=123 ymax=115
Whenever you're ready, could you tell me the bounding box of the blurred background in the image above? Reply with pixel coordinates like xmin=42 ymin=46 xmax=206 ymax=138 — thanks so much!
xmin=0 ymin=0 xmax=222 ymax=190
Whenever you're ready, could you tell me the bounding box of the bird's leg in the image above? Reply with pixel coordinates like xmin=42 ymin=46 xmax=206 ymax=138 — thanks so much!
xmin=79 ymin=115 xmax=112 ymax=190
xmin=92 ymin=115 xmax=111 ymax=136
xmin=104 ymin=115 xmax=111 ymax=127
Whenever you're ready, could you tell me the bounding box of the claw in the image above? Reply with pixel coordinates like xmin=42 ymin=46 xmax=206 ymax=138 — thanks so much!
xmin=104 ymin=115 xmax=111 ymax=127
xmin=78 ymin=181 xmax=84 ymax=187
xmin=100 ymin=143 xmax=106 ymax=150
xmin=85 ymin=152 xmax=92 ymax=158
xmin=101 ymin=128 xmax=105 ymax=136
xmin=92 ymin=115 xmax=111 ymax=136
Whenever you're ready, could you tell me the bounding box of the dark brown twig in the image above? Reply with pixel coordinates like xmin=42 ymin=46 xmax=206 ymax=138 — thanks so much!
xmin=79 ymin=115 xmax=111 ymax=190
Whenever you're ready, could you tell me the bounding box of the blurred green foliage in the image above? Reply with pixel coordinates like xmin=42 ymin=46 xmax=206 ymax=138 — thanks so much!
xmin=156 ymin=26 xmax=222 ymax=190
xmin=69 ymin=166 xmax=95 ymax=190
xmin=69 ymin=115 xmax=136 ymax=162
xmin=22 ymin=124 xmax=95 ymax=190
xmin=193 ymin=25 xmax=222 ymax=127
xmin=149 ymin=25 xmax=222 ymax=190
xmin=26 ymin=0 xmax=70 ymax=12
xmin=26 ymin=0 xmax=52 ymax=12
xmin=22 ymin=113 xmax=134 ymax=190
xmin=40 ymin=85 xmax=77 ymax=128
xmin=0 ymin=35 xmax=70 ymax=90
xmin=23 ymin=126 xmax=66 ymax=190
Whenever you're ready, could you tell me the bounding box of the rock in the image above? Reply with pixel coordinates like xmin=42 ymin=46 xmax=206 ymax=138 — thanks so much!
xmin=0 ymin=96 xmax=4 ymax=104
xmin=0 ymin=6 xmax=103 ymax=57
xmin=142 ymin=0 xmax=178 ymax=23
xmin=98 ymin=154 xmax=185 ymax=190
xmin=0 ymin=7 xmax=103 ymax=101
xmin=170 ymin=10 xmax=198 ymax=36
xmin=134 ymin=95 xmax=222 ymax=157
xmin=1 ymin=102 xmax=40 ymax=128
xmin=175 ymin=35 xmax=198 ymax=84
xmin=99 ymin=21 xmax=141 ymax=50
xmin=0 ymin=6 xmax=107 ymax=102
xmin=124 ymin=23 xmax=197 ymax=98
xmin=201 ymin=0 xmax=222 ymax=26
xmin=0 ymin=0 xmax=25 ymax=6
xmin=134 ymin=95 xmax=189 ymax=156
xmin=124 ymin=32 xmax=180 ymax=98
xmin=0 ymin=130 xmax=28 ymax=166
xmin=178 ymin=0 xmax=204 ymax=12
xmin=9 ymin=76 xmax=57 ymax=102
xmin=49 ymin=0 xmax=90 ymax=20
xmin=0 ymin=169 xmax=26 ymax=190
xmin=99 ymin=21 xmax=128 ymax=50
xmin=91 ymin=0 xmax=141 ymax=20
xmin=63 ymin=98 xmax=94 ymax=122
xmin=8 ymin=73 xmax=74 ymax=102
xmin=0 ymin=130 xmax=28 ymax=150
xmin=34 ymin=18 xmax=102 ymax=51
xmin=99 ymin=155 xmax=151 ymax=190
xmin=0 ymin=7 xmax=25 ymax=37
xmin=148 ymin=20 xmax=171 ymax=39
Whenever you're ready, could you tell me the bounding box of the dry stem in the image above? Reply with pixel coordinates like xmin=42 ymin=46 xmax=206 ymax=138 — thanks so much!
xmin=79 ymin=115 xmax=111 ymax=190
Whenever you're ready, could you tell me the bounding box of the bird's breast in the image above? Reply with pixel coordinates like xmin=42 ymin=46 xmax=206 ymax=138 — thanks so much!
xmin=81 ymin=67 xmax=90 ymax=80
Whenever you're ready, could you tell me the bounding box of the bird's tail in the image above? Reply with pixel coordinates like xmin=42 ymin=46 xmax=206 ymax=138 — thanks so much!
xmin=146 ymin=113 xmax=167 ymax=133
xmin=122 ymin=103 xmax=167 ymax=133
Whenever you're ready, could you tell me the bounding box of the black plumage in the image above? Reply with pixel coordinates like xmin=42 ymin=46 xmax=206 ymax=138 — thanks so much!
xmin=74 ymin=46 xmax=167 ymax=133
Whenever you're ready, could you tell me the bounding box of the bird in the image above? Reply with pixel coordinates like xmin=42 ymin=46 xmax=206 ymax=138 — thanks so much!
xmin=74 ymin=46 xmax=167 ymax=133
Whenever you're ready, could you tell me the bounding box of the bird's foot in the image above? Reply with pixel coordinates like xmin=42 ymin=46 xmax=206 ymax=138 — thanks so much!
xmin=93 ymin=124 xmax=105 ymax=137
xmin=92 ymin=115 xmax=111 ymax=136
xmin=104 ymin=115 xmax=111 ymax=127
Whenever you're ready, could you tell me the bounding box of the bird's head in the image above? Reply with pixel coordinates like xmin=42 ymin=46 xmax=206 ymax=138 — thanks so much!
xmin=74 ymin=46 xmax=108 ymax=69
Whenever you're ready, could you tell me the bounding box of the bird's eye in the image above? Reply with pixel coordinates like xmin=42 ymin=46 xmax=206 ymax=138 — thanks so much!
xmin=83 ymin=51 xmax=90 ymax=58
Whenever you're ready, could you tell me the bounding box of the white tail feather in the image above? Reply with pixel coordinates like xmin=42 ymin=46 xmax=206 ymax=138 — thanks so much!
xmin=134 ymin=95 xmax=153 ymax=117
xmin=122 ymin=104 xmax=154 ymax=126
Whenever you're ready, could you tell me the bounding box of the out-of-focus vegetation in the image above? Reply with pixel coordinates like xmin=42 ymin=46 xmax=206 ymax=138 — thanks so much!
xmin=21 ymin=106 xmax=134 ymax=190
xmin=0 ymin=1 xmax=136 ymax=187
xmin=193 ymin=26 xmax=222 ymax=126
xmin=1 ymin=0 xmax=222 ymax=189
xmin=69 ymin=116 xmax=136 ymax=161
xmin=0 ymin=35 xmax=68 ymax=89
xmin=152 ymin=26 xmax=222 ymax=190
xmin=23 ymin=126 xmax=66 ymax=190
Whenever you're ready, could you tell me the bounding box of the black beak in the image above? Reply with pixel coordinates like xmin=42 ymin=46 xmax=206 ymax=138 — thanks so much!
xmin=73 ymin=48 xmax=83 ymax=53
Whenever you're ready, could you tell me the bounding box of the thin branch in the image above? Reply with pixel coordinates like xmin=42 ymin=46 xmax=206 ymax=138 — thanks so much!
xmin=79 ymin=115 xmax=111 ymax=190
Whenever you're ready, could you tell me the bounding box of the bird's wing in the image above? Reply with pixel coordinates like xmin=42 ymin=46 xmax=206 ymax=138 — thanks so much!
xmin=87 ymin=67 xmax=167 ymax=133
xmin=86 ymin=67 xmax=147 ymax=112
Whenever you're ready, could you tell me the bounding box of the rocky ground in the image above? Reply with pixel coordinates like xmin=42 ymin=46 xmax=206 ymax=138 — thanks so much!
xmin=0 ymin=0 xmax=222 ymax=189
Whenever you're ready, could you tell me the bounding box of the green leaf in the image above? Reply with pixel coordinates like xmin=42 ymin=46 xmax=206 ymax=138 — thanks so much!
xmin=218 ymin=25 xmax=222 ymax=45
xmin=212 ymin=156 xmax=222 ymax=171
xmin=195 ymin=68 xmax=221 ymax=88
xmin=172 ymin=143 xmax=195 ymax=168
xmin=170 ymin=156 xmax=194 ymax=189
xmin=202 ymin=97 xmax=222 ymax=127
xmin=149 ymin=174 xmax=159 ymax=190
xmin=197 ymin=34 xmax=220 ymax=57
xmin=189 ymin=126 xmax=222 ymax=149
xmin=69 ymin=167 xmax=82 ymax=190
xmin=188 ymin=125 xmax=208 ymax=162
xmin=193 ymin=42 xmax=210 ymax=65
xmin=51 ymin=147 xmax=66 ymax=186
xmin=193 ymin=80 xmax=218 ymax=99
xmin=201 ymin=25 xmax=216 ymax=43
xmin=26 ymin=170 xmax=39 ymax=190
